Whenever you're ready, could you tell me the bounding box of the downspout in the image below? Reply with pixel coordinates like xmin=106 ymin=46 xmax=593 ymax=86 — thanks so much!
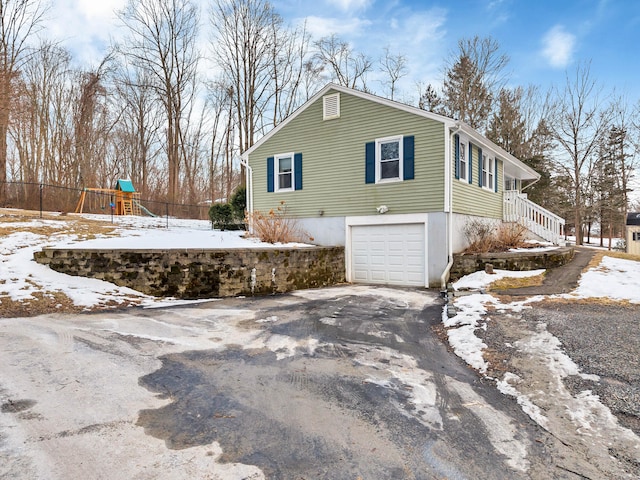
xmin=440 ymin=123 xmax=462 ymax=291
xmin=239 ymin=157 xmax=253 ymax=232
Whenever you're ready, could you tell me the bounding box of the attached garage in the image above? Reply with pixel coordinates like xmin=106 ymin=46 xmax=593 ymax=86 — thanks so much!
xmin=347 ymin=216 xmax=427 ymax=287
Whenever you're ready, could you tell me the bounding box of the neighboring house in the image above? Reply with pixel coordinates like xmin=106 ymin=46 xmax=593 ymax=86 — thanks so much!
xmin=627 ymin=212 xmax=640 ymax=255
xmin=242 ymin=83 xmax=564 ymax=288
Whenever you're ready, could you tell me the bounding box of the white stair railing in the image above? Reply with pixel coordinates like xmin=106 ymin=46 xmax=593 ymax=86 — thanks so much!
xmin=504 ymin=191 xmax=565 ymax=245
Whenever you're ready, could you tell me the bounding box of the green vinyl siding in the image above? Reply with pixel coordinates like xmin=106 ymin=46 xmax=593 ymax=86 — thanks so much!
xmin=249 ymin=90 xmax=445 ymax=217
xmin=451 ymin=141 xmax=503 ymax=219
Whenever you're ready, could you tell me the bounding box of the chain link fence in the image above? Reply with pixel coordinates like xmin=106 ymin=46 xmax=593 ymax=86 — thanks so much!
xmin=0 ymin=181 xmax=212 ymax=225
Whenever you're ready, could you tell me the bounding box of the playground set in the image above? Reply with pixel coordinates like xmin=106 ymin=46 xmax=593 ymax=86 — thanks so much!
xmin=74 ymin=179 xmax=155 ymax=216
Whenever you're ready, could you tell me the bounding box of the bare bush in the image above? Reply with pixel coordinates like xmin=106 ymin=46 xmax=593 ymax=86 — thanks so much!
xmin=463 ymin=219 xmax=496 ymax=253
xmin=463 ymin=219 xmax=528 ymax=253
xmin=247 ymin=201 xmax=310 ymax=244
xmin=495 ymin=223 xmax=527 ymax=250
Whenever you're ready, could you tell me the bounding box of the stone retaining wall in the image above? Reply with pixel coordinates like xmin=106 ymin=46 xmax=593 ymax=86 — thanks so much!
xmin=450 ymin=247 xmax=575 ymax=282
xmin=34 ymin=247 xmax=345 ymax=299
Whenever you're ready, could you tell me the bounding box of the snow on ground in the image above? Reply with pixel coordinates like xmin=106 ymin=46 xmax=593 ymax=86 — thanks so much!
xmin=444 ymin=253 xmax=640 ymax=434
xmin=571 ymin=255 xmax=640 ymax=303
xmin=0 ymin=212 xmax=312 ymax=311
xmin=452 ymin=268 xmax=545 ymax=291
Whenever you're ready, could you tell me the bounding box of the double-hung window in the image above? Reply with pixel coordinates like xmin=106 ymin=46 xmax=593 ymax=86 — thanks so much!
xmin=376 ymin=136 xmax=403 ymax=182
xmin=459 ymin=143 xmax=467 ymax=181
xmin=482 ymin=153 xmax=494 ymax=190
xmin=275 ymin=153 xmax=294 ymax=191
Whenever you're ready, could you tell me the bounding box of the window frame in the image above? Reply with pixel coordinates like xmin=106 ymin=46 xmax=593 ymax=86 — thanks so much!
xmin=275 ymin=152 xmax=295 ymax=192
xmin=375 ymin=135 xmax=403 ymax=184
xmin=458 ymin=141 xmax=468 ymax=182
xmin=482 ymin=153 xmax=495 ymax=191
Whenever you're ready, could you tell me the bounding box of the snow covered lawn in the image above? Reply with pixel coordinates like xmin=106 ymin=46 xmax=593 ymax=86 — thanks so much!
xmin=0 ymin=209 xmax=312 ymax=315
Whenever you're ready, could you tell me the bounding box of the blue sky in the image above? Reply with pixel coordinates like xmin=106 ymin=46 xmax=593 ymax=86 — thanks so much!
xmin=272 ymin=0 xmax=640 ymax=102
xmin=48 ymin=0 xmax=639 ymax=103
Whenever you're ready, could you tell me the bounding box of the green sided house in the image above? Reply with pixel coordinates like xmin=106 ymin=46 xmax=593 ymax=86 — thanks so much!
xmin=241 ymin=83 xmax=565 ymax=288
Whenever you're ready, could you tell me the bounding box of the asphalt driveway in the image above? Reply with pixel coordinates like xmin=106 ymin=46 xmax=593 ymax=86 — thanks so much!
xmin=1 ymin=285 xmax=561 ymax=479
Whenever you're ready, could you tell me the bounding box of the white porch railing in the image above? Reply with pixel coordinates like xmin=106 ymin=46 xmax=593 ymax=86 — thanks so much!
xmin=503 ymin=191 xmax=565 ymax=245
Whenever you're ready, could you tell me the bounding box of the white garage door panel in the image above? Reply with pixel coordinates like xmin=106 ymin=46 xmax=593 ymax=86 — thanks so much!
xmin=350 ymin=223 xmax=426 ymax=287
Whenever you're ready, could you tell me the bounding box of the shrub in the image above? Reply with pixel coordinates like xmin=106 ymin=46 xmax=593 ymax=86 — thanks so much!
xmin=229 ymin=186 xmax=246 ymax=222
xmin=614 ymin=239 xmax=626 ymax=251
xmin=463 ymin=220 xmax=528 ymax=253
xmin=463 ymin=219 xmax=496 ymax=253
xmin=495 ymin=223 xmax=527 ymax=250
xmin=208 ymin=203 xmax=233 ymax=230
xmin=247 ymin=201 xmax=308 ymax=244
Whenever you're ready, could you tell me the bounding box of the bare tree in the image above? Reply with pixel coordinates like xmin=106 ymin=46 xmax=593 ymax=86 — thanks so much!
xmin=548 ymin=62 xmax=611 ymax=245
xmin=118 ymin=0 xmax=200 ymax=204
xmin=442 ymin=36 xmax=509 ymax=130
xmin=210 ymin=0 xmax=278 ymax=155
xmin=608 ymin=96 xmax=637 ymax=234
xmin=73 ymin=55 xmax=115 ymax=189
xmin=10 ymin=41 xmax=71 ymax=186
xmin=379 ymin=46 xmax=407 ymax=100
xmin=113 ymin=62 xmax=162 ymax=198
xmin=312 ymin=34 xmax=372 ymax=91
xmin=270 ymin=20 xmax=310 ymax=125
xmin=204 ymin=79 xmax=233 ymax=204
xmin=0 ymin=0 xmax=47 ymax=201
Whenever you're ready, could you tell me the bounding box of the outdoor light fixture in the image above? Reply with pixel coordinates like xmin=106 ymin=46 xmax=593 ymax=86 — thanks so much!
xmin=376 ymin=205 xmax=389 ymax=214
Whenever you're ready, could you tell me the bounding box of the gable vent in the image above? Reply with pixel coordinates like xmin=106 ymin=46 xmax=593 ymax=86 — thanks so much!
xmin=323 ymin=93 xmax=340 ymax=120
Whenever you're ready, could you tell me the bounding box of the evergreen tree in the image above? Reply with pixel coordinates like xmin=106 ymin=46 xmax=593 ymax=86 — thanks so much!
xmin=442 ymin=55 xmax=491 ymax=130
xmin=441 ymin=36 xmax=508 ymax=131
xmin=418 ymin=83 xmax=444 ymax=114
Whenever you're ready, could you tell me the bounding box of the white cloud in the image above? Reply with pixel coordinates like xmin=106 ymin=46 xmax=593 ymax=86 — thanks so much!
xmin=303 ymin=15 xmax=371 ymax=39
xmin=45 ymin=0 xmax=127 ymax=66
xmin=541 ymin=25 xmax=576 ymax=68
xmin=325 ymin=0 xmax=372 ymax=11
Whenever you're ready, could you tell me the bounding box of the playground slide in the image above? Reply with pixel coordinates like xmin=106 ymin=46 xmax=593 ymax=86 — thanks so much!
xmin=135 ymin=201 xmax=157 ymax=217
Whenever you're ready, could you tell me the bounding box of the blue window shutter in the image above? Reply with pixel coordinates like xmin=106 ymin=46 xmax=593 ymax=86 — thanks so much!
xmin=365 ymin=142 xmax=375 ymax=184
xmin=267 ymin=157 xmax=274 ymax=192
xmin=468 ymin=142 xmax=473 ymax=184
xmin=494 ymin=158 xmax=499 ymax=192
xmin=454 ymin=134 xmax=460 ymax=180
xmin=294 ymin=153 xmax=303 ymax=190
xmin=403 ymin=135 xmax=415 ymax=180
xmin=478 ymin=148 xmax=483 ymax=187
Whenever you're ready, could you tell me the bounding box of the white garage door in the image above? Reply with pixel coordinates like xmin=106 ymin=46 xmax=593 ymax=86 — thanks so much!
xmin=350 ymin=223 xmax=426 ymax=287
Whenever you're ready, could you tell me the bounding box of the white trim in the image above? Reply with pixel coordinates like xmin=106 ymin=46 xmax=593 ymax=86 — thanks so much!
xmin=375 ymin=135 xmax=403 ymax=183
xmin=481 ymin=152 xmax=495 ymax=191
xmin=345 ymin=213 xmax=429 ymax=288
xmin=323 ymin=92 xmax=340 ymax=120
xmin=275 ymin=152 xmax=295 ymax=192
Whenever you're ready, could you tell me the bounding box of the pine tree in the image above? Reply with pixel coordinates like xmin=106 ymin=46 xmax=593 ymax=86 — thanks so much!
xmin=442 ymin=55 xmax=491 ymax=130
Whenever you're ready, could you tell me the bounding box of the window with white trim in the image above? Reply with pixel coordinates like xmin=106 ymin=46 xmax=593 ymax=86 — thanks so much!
xmin=275 ymin=153 xmax=294 ymax=191
xmin=376 ymin=136 xmax=403 ymax=182
xmin=482 ymin=153 xmax=494 ymax=190
xmin=323 ymin=93 xmax=340 ymax=120
xmin=459 ymin=142 xmax=467 ymax=181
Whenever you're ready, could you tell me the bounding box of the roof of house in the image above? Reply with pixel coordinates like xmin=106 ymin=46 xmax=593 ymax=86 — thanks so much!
xmin=242 ymin=83 xmax=540 ymax=182
xmin=115 ymin=179 xmax=136 ymax=193
xmin=627 ymin=212 xmax=640 ymax=225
